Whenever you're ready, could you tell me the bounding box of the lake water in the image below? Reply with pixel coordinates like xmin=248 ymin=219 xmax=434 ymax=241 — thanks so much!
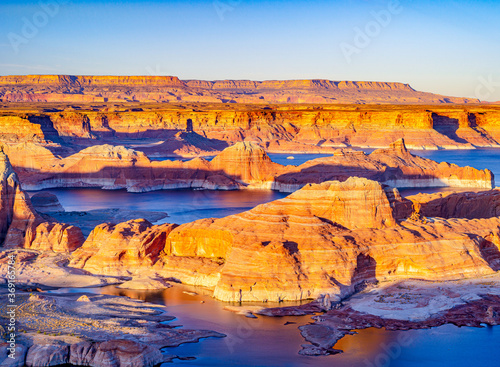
xmin=50 ymin=284 xmax=499 ymax=367
xmin=47 ymin=188 xmax=287 ymax=224
xmin=39 ymin=148 xmax=500 ymax=366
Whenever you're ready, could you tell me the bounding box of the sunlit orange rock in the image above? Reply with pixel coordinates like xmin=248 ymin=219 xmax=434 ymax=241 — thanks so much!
xmin=12 ymin=139 xmax=494 ymax=192
xmin=70 ymin=219 xmax=178 ymax=276
xmin=0 ymin=75 xmax=478 ymax=104
xmin=70 ymin=177 xmax=500 ymax=303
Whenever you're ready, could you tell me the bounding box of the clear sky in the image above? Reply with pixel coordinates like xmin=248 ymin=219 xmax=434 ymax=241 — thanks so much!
xmin=1 ymin=0 xmax=499 ymax=101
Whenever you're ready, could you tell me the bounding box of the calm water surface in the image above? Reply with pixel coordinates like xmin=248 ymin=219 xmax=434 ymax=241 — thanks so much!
xmin=45 ymin=188 xmax=287 ymax=224
xmin=42 ymin=148 xmax=500 ymax=366
xmin=50 ymin=285 xmax=499 ymax=367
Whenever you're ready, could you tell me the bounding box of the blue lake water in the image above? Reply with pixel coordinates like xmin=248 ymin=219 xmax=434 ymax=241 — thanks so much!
xmin=39 ymin=148 xmax=500 ymax=366
xmin=46 ymin=188 xmax=287 ymax=224
xmin=50 ymin=285 xmax=499 ymax=367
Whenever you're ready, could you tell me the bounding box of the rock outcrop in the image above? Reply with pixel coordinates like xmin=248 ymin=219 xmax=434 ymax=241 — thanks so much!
xmin=14 ymin=140 xmax=494 ymax=192
xmin=70 ymin=219 xmax=178 ymax=276
xmin=407 ymin=189 xmax=500 ymax=219
xmin=25 ymin=342 xmax=69 ymax=367
xmin=0 ymin=147 xmax=41 ymax=248
xmin=27 ymin=222 xmax=84 ymax=253
xmin=2 ymin=104 xmax=500 ymax=152
xmin=210 ymin=141 xmax=282 ymax=185
xmin=70 ymin=177 xmax=500 ymax=302
xmin=30 ymin=192 xmax=64 ymax=213
xmin=0 ymin=148 xmax=84 ymax=251
xmin=69 ymin=339 xmax=164 ymax=367
xmin=272 ymin=139 xmax=494 ymax=191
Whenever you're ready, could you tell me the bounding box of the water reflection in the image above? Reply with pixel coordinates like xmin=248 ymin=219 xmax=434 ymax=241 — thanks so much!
xmin=36 ymin=188 xmax=287 ymax=224
xmin=91 ymin=285 xmax=499 ymax=367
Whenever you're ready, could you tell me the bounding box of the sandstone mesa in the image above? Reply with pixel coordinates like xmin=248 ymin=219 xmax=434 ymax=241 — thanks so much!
xmin=0 ymin=75 xmax=479 ymax=104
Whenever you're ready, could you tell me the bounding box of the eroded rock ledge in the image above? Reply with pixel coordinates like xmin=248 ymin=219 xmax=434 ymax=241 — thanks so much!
xmin=69 ymin=175 xmax=500 ymax=303
xmin=6 ymin=139 xmax=494 ymax=192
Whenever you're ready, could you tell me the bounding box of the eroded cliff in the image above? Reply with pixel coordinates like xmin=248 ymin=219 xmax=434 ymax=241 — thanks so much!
xmin=2 ymin=103 xmax=500 ymax=153
xmin=0 ymin=75 xmax=479 ymax=104
xmin=0 ymin=147 xmax=84 ymax=251
xmin=10 ymin=140 xmax=494 ymax=192
xmin=69 ymin=177 xmax=500 ymax=302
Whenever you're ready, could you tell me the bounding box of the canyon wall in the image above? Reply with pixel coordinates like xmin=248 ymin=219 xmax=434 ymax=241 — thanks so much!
xmin=0 ymin=75 xmax=479 ymax=104
xmin=0 ymin=147 xmax=84 ymax=251
xmin=408 ymin=189 xmax=500 ymax=219
xmin=2 ymin=104 xmax=500 ymax=152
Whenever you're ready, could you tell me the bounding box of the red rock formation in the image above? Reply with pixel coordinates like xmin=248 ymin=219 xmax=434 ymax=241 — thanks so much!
xmin=13 ymin=140 xmax=494 ymax=192
xmin=0 ymin=75 xmax=478 ymax=104
xmin=0 ymin=146 xmax=41 ymax=248
xmin=0 ymin=142 xmax=59 ymax=171
xmin=2 ymin=104 xmax=500 ymax=151
xmin=407 ymin=189 xmax=500 ymax=219
xmin=0 ymin=147 xmax=84 ymax=251
xmin=29 ymin=192 xmax=64 ymax=213
xmin=70 ymin=177 xmax=500 ymax=303
xmin=28 ymin=222 xmax=84 ymax=253
xmin=70 ymin=219 xmax=178 ymax=276
xmin=210 ymin=141 xmax=282 ymax=185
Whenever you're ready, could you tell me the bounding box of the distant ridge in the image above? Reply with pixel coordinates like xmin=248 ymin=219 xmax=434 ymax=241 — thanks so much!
xmin=0 ymin=75 xmax=479 ymax=104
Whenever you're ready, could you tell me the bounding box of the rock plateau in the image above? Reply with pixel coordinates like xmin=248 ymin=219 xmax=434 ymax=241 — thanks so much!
xmin=0 ymin=75 xmax=479 ymax=104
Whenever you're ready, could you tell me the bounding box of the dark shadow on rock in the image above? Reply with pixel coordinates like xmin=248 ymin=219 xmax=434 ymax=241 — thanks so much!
xmin=431 ymin=113 xmax=469 ymax=144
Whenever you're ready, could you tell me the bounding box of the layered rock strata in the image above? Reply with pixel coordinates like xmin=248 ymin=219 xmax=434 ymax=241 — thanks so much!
xmin=2 ymin=104 xmax=500 ymax=152
xmin=11 ymin=140 xmax=495 ymax=192
xmin=407 ymin=189 xmax=500 ymax=219
xmin=70 ymin=219 xmax=177 ymax=276
xmin=0 ymin=75 xmax=478 ymax=104
xmin=70 ymin=177 xmax=500 ymax=302
xmin=0 ymin=148 xmax=84 ymax=251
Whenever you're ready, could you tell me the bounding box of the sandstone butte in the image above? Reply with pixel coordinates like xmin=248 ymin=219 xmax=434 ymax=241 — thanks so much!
xmin=69 ymin=176 xmax=500 ymax=303
xmin=0 ymin=148 xmax=84 ymax=252
xmin=4 ymin=139 xmax=494 ymax=192
xmin=0 ymin=75 xmax=480 ymax=104
xmin=2 ymin=103 xmax=500 ymax=153
xmin=407 ymin=189 xmax=500 ymax=219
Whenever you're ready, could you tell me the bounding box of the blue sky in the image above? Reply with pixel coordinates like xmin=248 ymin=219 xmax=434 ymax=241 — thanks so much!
xmin=1 ymin=0 xmax=499 ymax=100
